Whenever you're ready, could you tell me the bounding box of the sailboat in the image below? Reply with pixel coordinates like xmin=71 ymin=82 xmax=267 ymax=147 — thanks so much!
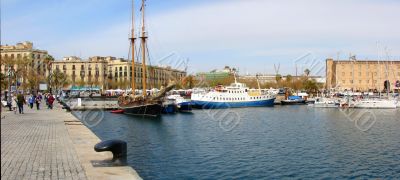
xmin=118 ymin=0 xmax=175 ymax=117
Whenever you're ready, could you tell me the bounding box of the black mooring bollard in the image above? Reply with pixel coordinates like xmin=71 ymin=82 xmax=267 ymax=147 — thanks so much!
xmin=94 ymin=139 xmax=127 ymax=165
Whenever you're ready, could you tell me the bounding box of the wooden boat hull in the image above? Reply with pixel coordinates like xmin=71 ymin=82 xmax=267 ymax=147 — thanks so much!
xmin=121 ymin=103 xmax=163 ymax=117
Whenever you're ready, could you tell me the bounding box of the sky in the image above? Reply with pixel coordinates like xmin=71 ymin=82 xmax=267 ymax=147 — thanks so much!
xmin=2 ymin=0 xmax=400 ymax=76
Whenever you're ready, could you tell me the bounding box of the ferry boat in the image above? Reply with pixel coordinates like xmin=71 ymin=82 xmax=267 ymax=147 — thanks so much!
xmin=191 ymin=80 xmax=276 ymax=109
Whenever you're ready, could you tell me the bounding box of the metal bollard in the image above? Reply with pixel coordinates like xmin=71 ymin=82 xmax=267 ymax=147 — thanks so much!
xmin=94 ymin=139 xmax=127 ymax=165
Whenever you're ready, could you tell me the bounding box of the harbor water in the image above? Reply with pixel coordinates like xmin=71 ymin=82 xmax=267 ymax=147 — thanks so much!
xmin=78 ymin=106 xmax=400 ymax=179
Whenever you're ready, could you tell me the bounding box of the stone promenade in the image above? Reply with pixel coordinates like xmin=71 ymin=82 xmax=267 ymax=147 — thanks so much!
xmin=1 ymin=103 xmax=87 ymax=180
xmin=1 ymin=103 xmax=141 ymax=180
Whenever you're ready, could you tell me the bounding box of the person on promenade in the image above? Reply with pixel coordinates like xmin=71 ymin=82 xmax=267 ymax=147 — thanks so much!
xmin=35 ymin=94 xmax=41 ymax=110
xmin=47 ymin=94 xmax=55 ymax=109
xmin=44 ymin=93 xmax=49 ymax=108
xmin=16 ymin=92 xmax=26 ymax=114
xmin=11 ymin=94 xmax=17 ymax=114
xmin=28 ymin=95 xmax=35 ymax=109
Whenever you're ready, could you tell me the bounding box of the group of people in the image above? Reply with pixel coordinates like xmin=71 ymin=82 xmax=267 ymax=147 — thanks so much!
xmin=10 ymin=92 xmax=55 ymax=114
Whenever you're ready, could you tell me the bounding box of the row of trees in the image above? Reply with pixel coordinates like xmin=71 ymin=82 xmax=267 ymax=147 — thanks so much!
xmin=175 ymin=69 xmax=322 ymax=95
xmin=1 ymin=55 xmax=70 ymax=94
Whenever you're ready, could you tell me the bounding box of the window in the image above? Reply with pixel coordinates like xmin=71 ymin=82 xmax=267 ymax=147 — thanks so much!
xmin=63 ymin=65 xmax=66 ymax=70
xmin=115 ymin=67 xmax=117 ymax=71
xmin=72 ymin=65 xmax=75 ymax=70
xmin=81 ymin=65 xmax=84 ymax=69
xmin=56 ymin=65 xmax=59 ymax=70
xmin=119 ymin=67 xmax=122 ymax=71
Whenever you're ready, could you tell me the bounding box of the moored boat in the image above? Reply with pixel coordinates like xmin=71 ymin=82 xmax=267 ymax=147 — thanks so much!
xmin=191 ymin=79 xmax=275 ymax=109
xmin=353 ymin=99 xmax=397 ymax=109
xmin=308 ymin=98 xmax=339 ymax=108
xmin=281 ymin=96 xmax=306 ymax=105
xmin=162 ymin=99 xmax=178 ymax=114
xmin=117 ymin=0 xmax=172 ymax=117
xmin=167 ymin=95 xmax=192 ymax=112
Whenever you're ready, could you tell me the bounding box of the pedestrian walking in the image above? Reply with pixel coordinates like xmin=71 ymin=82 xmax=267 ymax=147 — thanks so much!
xmin=28 ymin=95 xmax=35 ymax=109
xmin=35 ymin=95 xmax=41 ymax=110
xmin=45 ymin=93 xmax=49 ymax=108
xmin=16 ymin=92 xmax=26 ymax=114
xmin=47 ymin=94 xmax=55 ymax=109
xmin=11 ymin=94 xmax=17 ymax=114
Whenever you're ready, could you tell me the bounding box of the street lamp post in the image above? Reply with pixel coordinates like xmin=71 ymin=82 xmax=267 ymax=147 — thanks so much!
xmin=7 ymin=65 xmax=14 ymax=111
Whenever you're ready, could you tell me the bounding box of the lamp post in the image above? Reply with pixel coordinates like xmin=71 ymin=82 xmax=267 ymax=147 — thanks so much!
xmin=7 ymin=65 xmax=14 ymax=111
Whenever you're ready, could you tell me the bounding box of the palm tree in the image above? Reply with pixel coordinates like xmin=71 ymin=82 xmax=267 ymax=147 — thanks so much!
xmin=43 ymin=55 xmax=55 ymax=91
xmin=304 ymin=68 xmax=310 ymax=77
xmin=14 ymin=56 xmax=31 ymax=92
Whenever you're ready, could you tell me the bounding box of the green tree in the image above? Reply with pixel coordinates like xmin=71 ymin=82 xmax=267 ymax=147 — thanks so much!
xmin=182 ymin=75 xmax=195 ymax=89
xmin=303 ymin=79 xmax=319 ymax=94
xmin=275 ymin=74 xmax=282 ymax=83
xmin=50 ymin=70 xmax=70 ymax=93
xmin=26 ymin=69 xmax=45 ymax=93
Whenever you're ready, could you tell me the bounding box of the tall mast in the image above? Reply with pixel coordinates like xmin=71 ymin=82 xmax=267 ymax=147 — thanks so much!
xmin=130 ymin=0 xmax=136 ymax=92
xmin=140 ymin=0 xmax=147 ymax=96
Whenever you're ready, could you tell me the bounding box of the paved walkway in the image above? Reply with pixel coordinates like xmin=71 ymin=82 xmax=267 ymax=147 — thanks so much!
xmin=1 ymin=104 xmax=87 ymax=180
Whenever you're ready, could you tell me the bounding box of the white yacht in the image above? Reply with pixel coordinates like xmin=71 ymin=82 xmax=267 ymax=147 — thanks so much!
xmin=353 ymin=99 xmax=397 ymax=109
xmin=308 ymin=98 xmax=339 ymax=108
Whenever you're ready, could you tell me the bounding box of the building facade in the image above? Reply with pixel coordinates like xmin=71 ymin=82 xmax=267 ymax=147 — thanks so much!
xmin=1 ymin=41 xmax=51 ymax=79
xmin=326 ymin=58 xmax=400 ymax=91
xmin=52 ymin=56 xmax=186 ymax=90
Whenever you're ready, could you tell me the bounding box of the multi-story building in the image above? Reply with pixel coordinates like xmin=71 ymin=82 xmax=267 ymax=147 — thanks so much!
xmin=1 ymin=41 xmax=52 ymax=79
xmin=52 ymin=56 xmax=109 ymax=90
xmin=52 ymin=56 xmax=186 ymax=90
xmin=326 ymin=58 xmax=400 ymax=91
